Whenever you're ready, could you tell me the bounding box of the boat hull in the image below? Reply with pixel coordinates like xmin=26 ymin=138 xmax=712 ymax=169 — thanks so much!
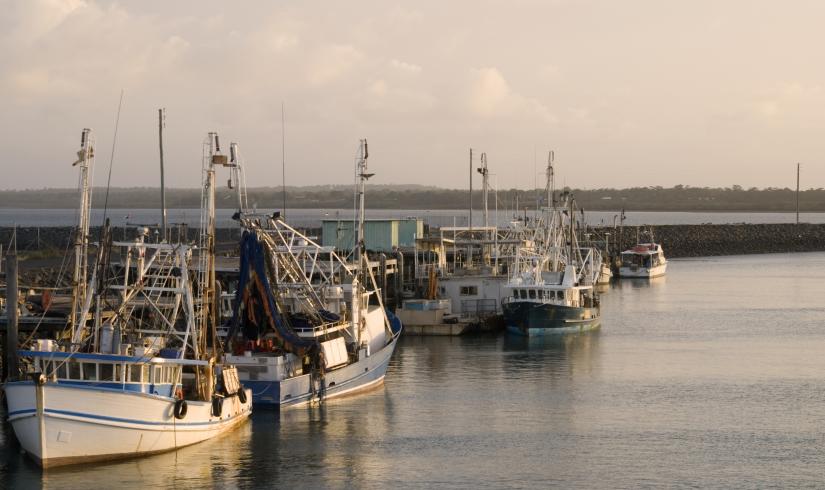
xmin=619 ymin=262 xmax=667 ymax=278
xmin=238 ymin=331 xmax=400 ymax=407
xmin=5 ymin=381 xmax=251 ymax=468
xmin=503 ymin=301 xmax=600 ymax=336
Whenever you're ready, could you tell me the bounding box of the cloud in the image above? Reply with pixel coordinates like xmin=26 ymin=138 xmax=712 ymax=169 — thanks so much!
xmin=467 ymin=67 xmax=557 ymax=123
xmin=306 ymin=44 xmax=365 ymax=86
xmin=390 ymin=59 xmax=422 ymax=74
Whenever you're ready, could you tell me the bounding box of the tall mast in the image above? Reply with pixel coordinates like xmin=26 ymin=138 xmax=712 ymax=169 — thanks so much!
xmin=468 ymin=148 xmax=473 ymax=230
xmin=229 ymin=142 xmax=248 ymax=214
xmin=158 ymin=108 xmax=168 ymax=242
xmin=477 ymin=153 xmax=489 ymax=230
xmin=355 ymin=139 xmax=372 ymax=271
xmin=199 ymin=132 xmax=223 ymax=362
xmin=70 ymin=128 xmax=94 ymax=335
xmin=546 ymin=150 xmax=555 ymax=210
xmin=569 ymin=195 xmax=576 ymax=274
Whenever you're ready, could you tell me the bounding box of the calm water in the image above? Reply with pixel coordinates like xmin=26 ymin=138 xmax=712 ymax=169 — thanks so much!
xmin=0 ymin=208 xmax=823 ymax=228
xmin=3 ymin=252 xmax=825 ymax=488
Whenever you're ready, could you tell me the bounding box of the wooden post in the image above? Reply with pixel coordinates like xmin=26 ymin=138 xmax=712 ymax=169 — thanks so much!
xmin=4 ymin=252 xmax=18 ymax=381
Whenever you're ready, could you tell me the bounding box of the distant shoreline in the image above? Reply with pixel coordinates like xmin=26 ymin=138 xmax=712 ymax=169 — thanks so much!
xmin=0 ymin=186 xmax=822 ymax=212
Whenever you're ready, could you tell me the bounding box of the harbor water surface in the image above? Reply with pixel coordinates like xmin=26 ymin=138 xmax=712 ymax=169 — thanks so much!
xmin=3 ymin=252 xmax=825 ymax=487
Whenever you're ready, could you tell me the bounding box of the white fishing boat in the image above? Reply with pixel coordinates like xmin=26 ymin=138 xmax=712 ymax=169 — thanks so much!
xmin=222 ymin=140 xmax=402 ymax=407
xmin=619 ymin=241 xmax=668 ymax=278
xmin=4 ymin=130 xmax=251 ymax=468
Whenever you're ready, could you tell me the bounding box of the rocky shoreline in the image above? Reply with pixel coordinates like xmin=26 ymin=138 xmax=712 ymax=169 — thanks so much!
xmin=595 ymin=223 xmax=825 ymax=258
xmin=2 ymin=223 xmax=825 ymax=264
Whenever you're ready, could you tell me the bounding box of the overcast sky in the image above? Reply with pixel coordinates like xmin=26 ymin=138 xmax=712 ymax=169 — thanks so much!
xmin=2 ymin=0 xmax=824 ymax=191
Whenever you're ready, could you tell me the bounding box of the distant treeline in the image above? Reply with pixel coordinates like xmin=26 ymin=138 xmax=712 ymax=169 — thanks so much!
xmin=1 ymin=185 xmax=824 ymax=212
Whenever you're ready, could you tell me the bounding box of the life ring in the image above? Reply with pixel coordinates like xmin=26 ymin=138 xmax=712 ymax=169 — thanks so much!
xmin=174 ymin=399 xmax=188 ymax=419
xmin=212 ymin=397 xmax=223 ymax=417
xmin=237 ymin=388 xmax=248 ymax=404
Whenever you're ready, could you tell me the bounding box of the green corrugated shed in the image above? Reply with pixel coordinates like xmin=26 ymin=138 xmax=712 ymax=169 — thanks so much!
xmin=321 ymin=218 xmax=422 ymax=252
xmin=397 ymin=219 xmax=423 ymax=247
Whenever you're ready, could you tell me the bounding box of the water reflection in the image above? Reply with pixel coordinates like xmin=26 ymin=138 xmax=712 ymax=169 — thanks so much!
xmin=612 ymin=275 xmax=667 ymax=290
xmin=501 ymin=331 xmax=602 ymax=380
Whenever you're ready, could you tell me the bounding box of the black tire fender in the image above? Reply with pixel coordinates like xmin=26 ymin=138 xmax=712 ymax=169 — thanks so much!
xmin=212 ymin=396 xmax=223 ymax=417
xmin=237 ymin=388 xmax=248 ymax=404
xmin=173 ymin=399 xmax=188 ymax=420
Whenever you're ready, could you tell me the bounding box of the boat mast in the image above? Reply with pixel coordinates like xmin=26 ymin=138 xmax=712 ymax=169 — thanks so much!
xmin=355 ymin=139 xmax=372 ymax=274
xmin=228 ymin=142 xmax=248 ymax=214
xmin=477 ymin=153 xmax=489 ymax=230
xmin=70 ymin=128 xmax=94 ymax=338
xmin=569 ymin=194 xmax=576 ymax=283
xmin=468 ymin=148 xmax=473 ymax=231
xmin=199 ymin=133 xmax=224 ymax=361
xmin=546 ymin=151 xmax=555 ymax=211
xmin=158 ymin=108 xmax=168 ymax=242
xmin=354 ymin=139 xmax=373 ymax=347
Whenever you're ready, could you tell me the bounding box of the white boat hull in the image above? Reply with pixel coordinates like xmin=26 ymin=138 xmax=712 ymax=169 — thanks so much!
xmin=5 ymin=380 xmax=251 ymax=468
xmin=619 ymin=262 xmax=668 ymax=278
xmin=233 ymin=329 xmax=400 ymax=407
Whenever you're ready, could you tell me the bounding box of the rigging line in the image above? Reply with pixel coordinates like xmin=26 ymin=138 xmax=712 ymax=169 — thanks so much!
xmin=101 ymin=89 xmax=125 ymax=229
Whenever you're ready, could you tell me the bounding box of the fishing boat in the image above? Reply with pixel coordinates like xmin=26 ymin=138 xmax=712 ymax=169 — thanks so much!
xmin=222 ymin=140 xmax=402 ymax=407
xmin=503 ymin=190 xmax=602 ymax=336
xmin=619 ymin=230 xmax=668 ymax=278
xmin=4 ymin=130 xmax=251 ymax=468
xmin=503 ymin=264 xmax=601 ymax=335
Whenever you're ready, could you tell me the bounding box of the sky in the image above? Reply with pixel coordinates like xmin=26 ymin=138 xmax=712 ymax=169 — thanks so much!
xmin=1 ymin=0 xmax=824 ymax=191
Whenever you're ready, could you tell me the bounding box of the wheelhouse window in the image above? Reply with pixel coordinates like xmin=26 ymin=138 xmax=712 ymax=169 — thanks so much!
xmin=69 ymin=362 xmax=81 ymax=380
xmin=129 ymin=365 xmax=143 ymax=383
xmin=528 ymin=289 xmax=536 ymax=299
xmin=460 ymin=286 xmax=478 ymax=296
xmin=83 ymin=363 xmax=98 ymax=381
xmin=100 ymin=363 xmax=114 ymax=381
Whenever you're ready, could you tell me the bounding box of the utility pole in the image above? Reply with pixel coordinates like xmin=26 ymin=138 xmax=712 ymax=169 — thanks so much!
xmin=158 ymin=108 xmax=168 ymax=242
xmin=796 ymin=163 xmax=800 ymax=225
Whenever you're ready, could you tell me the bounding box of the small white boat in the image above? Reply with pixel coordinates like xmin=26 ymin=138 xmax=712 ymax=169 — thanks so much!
xmin=619 ymin=242 xmax=668 ymax=278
